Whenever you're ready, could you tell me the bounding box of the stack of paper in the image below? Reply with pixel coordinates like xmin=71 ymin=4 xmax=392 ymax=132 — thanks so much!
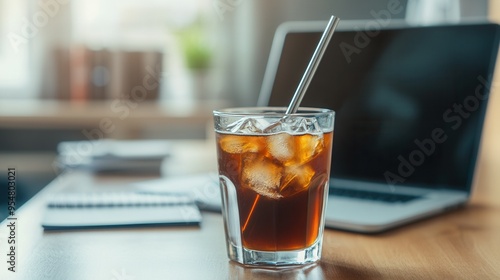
xmin=56 ymin=140 xmax=171 ymax=173
xmin=133 ymin=173 xmax=222 ymax=212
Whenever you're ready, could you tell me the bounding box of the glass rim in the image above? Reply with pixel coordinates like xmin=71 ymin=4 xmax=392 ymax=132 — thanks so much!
xmin=213 ymin=107 xmax=335 ymax=117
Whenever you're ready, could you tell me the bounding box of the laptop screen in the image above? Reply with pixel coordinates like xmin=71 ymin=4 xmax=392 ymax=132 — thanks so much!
xmin=262 ymin=23 xmax=499 ymax=191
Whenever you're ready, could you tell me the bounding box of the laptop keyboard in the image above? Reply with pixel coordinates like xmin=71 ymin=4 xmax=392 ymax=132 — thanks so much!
xmin=330 ymin=188 xmax=420 ymax=203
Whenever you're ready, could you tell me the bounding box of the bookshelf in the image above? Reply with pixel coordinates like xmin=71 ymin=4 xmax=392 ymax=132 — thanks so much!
xmin=0 ymin=99 xmax=229 ymax=139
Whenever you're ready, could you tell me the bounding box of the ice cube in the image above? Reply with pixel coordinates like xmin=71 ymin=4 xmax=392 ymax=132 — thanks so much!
xmin=242 ymin=156 xmax=282 ymax=199
xmin=267 ymin=133 xmax=294 ymax=162
xmin=279 ymin=165 xmax=315 ymax=197
xmin=295 ymin=134 xmax=324 ymax=164
xmin=262 ymin=120 xmax=284 ymax=134
xmin=267 ymin=133 xmax=324 ymax=166
xmin=263 ymin=116 xmax=324 ymax=135
xmin=227 ymin=118 xmax=262 ymax=134
xmin=219 ymin=135 xmax=264 ymax=154
xmin=290 ymin=117 xmax=323 ymax=134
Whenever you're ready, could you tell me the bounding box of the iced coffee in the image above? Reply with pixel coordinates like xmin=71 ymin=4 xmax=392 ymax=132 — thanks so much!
xmin=214 ymin=107 xmax=334 ymax=266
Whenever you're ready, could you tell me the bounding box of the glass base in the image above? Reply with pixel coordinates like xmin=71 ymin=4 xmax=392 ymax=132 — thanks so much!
xmin=227 ymin=239 xmax=322 ymax=267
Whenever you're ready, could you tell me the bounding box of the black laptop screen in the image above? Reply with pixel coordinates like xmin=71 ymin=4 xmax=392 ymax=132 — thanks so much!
xmin=266 ymin=23 xmax=499 ymax=191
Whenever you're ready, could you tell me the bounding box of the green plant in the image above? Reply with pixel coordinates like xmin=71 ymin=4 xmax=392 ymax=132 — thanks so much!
xmin=179 ymin=25 xmax=212 ymax=70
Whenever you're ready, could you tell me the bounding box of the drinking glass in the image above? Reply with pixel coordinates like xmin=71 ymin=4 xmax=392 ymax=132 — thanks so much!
xmin=213 ymin=107 xmax=334 ymax=266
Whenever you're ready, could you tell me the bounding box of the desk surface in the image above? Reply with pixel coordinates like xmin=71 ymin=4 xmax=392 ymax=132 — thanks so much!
xmin=1 ymin=135 xmax=499 ymax=280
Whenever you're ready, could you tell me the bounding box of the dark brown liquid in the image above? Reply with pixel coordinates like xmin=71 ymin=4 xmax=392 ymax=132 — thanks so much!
xmin=216 ymin=132 xmax=333 ymax=251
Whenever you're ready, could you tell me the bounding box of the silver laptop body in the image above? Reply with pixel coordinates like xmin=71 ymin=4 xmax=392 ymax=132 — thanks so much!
xmin=258 ymin=20 xmax=500 ymax=232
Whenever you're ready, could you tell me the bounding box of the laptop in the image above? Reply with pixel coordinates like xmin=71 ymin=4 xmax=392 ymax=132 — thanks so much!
xmin=257 ymin=20 xmax=500 ymax=233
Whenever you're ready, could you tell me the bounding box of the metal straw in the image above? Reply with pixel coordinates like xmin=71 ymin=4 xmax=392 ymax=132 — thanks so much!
xmin=285 ymin=15 xmax=340 ymax=115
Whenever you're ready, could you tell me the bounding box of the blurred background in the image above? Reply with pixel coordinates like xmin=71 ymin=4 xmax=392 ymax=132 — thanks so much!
xmin=0 ymin=0 xmax=497 ymax=219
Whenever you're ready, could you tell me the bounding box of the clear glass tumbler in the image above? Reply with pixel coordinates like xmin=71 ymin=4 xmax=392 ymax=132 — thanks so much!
xmin=213 ymin=107 xmax=334 ymax=266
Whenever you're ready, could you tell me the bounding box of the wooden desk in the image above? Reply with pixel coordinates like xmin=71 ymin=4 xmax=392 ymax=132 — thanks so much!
xmin=1 ymin=129 xmax=500 ymax=279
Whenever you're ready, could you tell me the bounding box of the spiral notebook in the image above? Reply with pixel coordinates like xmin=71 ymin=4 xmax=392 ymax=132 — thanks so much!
xmin=42 ymin=192 xmax=202 ymax=230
